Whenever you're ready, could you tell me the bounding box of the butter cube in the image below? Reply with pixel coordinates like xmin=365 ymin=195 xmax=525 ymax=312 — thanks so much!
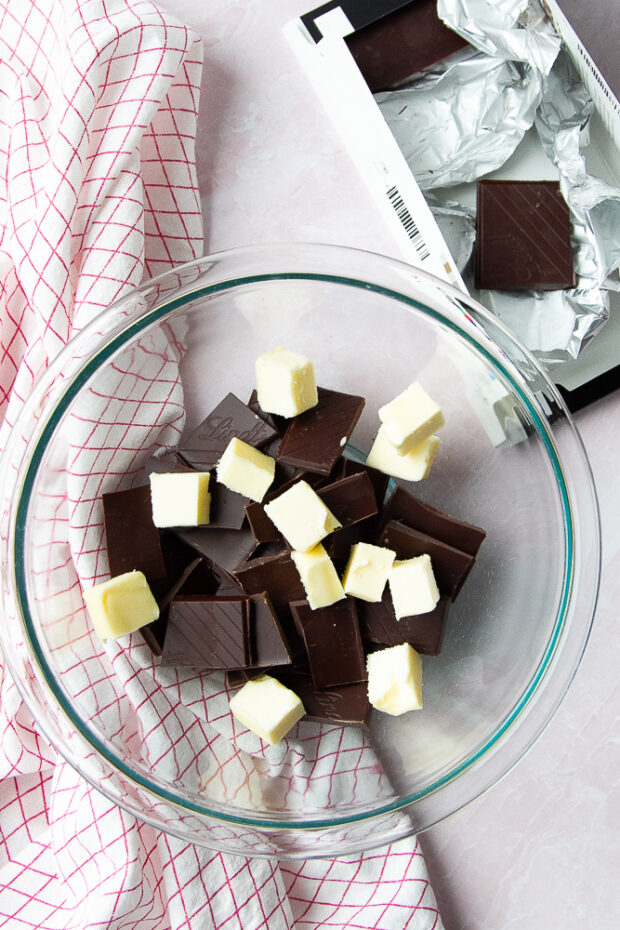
xmin=83 ymin=570 xmax=160 ymax=641
xmin=378 ymin=382 xmax=444 ymax=454
xmin=291 ymin=544 xmax=346 ymax=610
xmin=255 ymin=348 xmax=318 ymax=418
xmin=367 ymin=643 xmax=423 ymax=715
xmin=342 ymin=542 xmax=396 ymax=602
xmin=229 ymin=674 xmax=305 ymax=745
xmin=264 ymin=480 xmax=341 ymax=552
xmin=216 ymin=437 xmax=275 ymax=502
xmin=149 ymin=471 xmax=211 ymax=527
xmin=388 ymin=553 xmax=440 ymax=619
xmin=366 ymin=426 xmax=440 ymax=481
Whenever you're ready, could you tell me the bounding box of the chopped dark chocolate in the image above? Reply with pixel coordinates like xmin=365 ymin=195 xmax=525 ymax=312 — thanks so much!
xmin=208 ymin=481 xmax=249 ymax=531
xmin=382 ymin=485 xmax=486 ymax=556
xmin=245 ymin=500 xmax=281 ymax=544
xmin=340 ymin=457 xmax=391 ymax=508
xmin=251 ymin=592 xmax=293 ymax=668
xmin=102 ymin=484 xmax=166 ymax=581
xmin=247 ymin=389 xmax=287 ymax=436
xmin=234 ymin=548 xmax=306 ymax=608
xmin=316 ymin=471 xmax=378 ymax=529
xmin=175 ymin=525 xmax=258 ymax=575
xmin=273 ymin=668 xmax=370 ymax=726
xmin=178 ymin=392 xmax=278 ymax=470
xmin=378 ymin=520 xmax=475 ymax=600
xmin=475 ymin=180 xmax=576 ymax=291
xmin=276 ymin=387 xmax=365 ymax=476
xmin=345 ymin=0 xmax=469 ymax=92
xmin=290 ymin=599 xmax=366 ymax=690
xmin=359 ymin=591 xmax=450 ymax=657
xmin=159 ymin=595 xmax=253 ymax=669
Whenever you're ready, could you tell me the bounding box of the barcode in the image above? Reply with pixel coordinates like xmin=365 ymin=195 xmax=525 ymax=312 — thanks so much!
xmin=386 ymin=185 xmax=430 ymax=260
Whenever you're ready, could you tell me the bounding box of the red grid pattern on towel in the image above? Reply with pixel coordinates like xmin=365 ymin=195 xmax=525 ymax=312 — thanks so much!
xmin=0 ymin=1 xmax=443 ymax=927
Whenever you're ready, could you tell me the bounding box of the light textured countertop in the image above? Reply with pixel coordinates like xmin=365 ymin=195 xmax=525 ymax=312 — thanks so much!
xmin=166 ymin=2 xmax=619 ymax=926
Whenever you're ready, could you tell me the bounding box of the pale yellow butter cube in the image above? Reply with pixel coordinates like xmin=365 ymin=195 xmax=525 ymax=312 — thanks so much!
xmin=229 ymin=674 xmax=305 ymax=745
xmin=255 ymin=348 xmax=318 ymax=418
xmin=83 ymin=570 xmax=160 ymax=641
xmin=291 ymin=544 xmax=346 ymax=610
xmin=149 ymin=471 xmax=211 ymax=527
xmin=378 ymin=382 xmax=444 ymax=454
xmin=388 ymin=553 xmax=440 ymax=619
xmin=263 ymin=480 xmax=341 ymax=552
xmin=216 ymin=437 xmax=275 ymax=502
xmin=367 ymin=643 xmax=423 ymax=715
xmin=342 ymin=542 xmax=396 ymax=602
xmin=366 ymin=426 xmax=440 ymax=481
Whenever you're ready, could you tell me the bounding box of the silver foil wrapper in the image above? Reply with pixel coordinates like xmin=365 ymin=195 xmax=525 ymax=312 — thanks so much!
xmin=376 ymin=0 xmax=620 ymax=366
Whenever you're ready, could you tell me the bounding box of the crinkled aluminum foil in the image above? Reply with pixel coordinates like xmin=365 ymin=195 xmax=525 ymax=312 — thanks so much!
xmin=377 ymin=0 xmax=620 ymax=365
xmin=436 ymin=0 xmax=560 ymax=75
xmin=376 ymin=51 xmax=545 ymax=190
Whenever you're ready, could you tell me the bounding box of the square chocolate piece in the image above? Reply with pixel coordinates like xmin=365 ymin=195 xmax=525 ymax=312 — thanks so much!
xmin=475 ymin=180 xmax=575 ymax=291
xmin=290 ymin=599 xmax=366 ymax=690
xmin=276 ymin=387 xmax=365 ymax=476
xmin=178 ymin=392 xmax=278 ymax=470
xmin=159 ymin=595 xmax=253 ymax=669
xmin=345 ymin=0 xmax=469 ymax=92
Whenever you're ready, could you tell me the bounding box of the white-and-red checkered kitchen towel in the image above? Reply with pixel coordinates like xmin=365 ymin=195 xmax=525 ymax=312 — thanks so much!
xmin=0 ymin=2 xmax=443 ymax=927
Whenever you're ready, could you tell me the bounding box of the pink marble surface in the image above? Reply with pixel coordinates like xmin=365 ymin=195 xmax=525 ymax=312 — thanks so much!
xmin=166 ymin=2 xmax=619 ymax=926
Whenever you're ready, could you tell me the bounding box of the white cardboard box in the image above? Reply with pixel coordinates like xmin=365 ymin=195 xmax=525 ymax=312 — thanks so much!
xmin=284 ymin=3 xmax=620 ymax=406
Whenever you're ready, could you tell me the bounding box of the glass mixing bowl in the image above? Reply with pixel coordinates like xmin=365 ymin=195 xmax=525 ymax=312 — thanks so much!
xmin=0 ymin=243 xmax=600 ymax=857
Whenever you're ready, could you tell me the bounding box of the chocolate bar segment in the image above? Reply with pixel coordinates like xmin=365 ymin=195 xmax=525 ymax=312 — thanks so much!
xmin=247 ymin=389 xmax=287 ymax=436
xmin=178 ymin=392 xmax=278 ymax=470
xmin=251 ymin=592 xmax=293 ymax=668
xmin=274 ymin=668 xmax=370 ymax=726
xmin=276 ymin=387 xmax=365 ymax=476
xmin=475 ymin=180 xmax=575 ymax=291
xmin=345 ymin=0 xmax=469 ymax=92
xmin=316 ymin=472 xmax=378 ymax=529
xmin=382 ymin=485 xmax=486 ymax=556
xmin=174 ymin=525 xmax=258 ymax=575
xmin=378 ymin=520 xmax=475 ymax=600
xmin=340 ymin=457 xmax=391 ymax=508
xmin=159 ymin=595 xmax=253 ymax=669
xmin=208 ymin=481 xmax=249 ymax=531
xmin=103 ymin=484 xmax=166 ymax=581
xmin=359 ymin=591 xmax=449 ymax=657
xmin=290 ymin=599 xmax=366 ymax=690
xmin=245 ymin=500 xmax=282 ymax=544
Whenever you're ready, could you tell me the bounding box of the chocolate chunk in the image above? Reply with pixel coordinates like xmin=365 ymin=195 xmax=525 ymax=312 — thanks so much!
xmin=274 ymin=668 xmax=370 ymax=726
xmin=234 ymin=548 xmax=306 ymax=656
xmin=475 ymin=180 xmax=576 ymax=291
xmin=234 ymin=548 xmax=305 ymax=608
xmin=345 ymin=0 xmax=469 ymax=92
xmin=276 ymin=387 xmax=365 ymax=476
xmin=102 ymin=484 xmax=166 ymax=581
xmin=383 ymin=485 xmax=486 ymax=556
xmin=290 ymin=599 xmax=366 ymax=690
xmin=359 ymin=591 xmax=449 ymax=657
xmin=340 ymin=457 xmax=391 ymax=508
xmin=245 ymin=500 xmax=281 ymax=544
xmin=251 ymin=592 xmax=293 ymax=668
xmin=159 ymin=596 xmax=253 ymax=669
xmin=247 ymin=389 xmax=287 ymax=436
xmin=209 ymin=481 xmax=249 ymax=531
xmin=325 ymin=519 xmax=379 ymax=561
xmin=178 ymin=392 xmax=278 ymax=470
xmin=378 ymin=520 xmax=475 ymax=600
xmin=226 ymin=668 xmax=265 ymax=687
xmin=316 ymin=472 xmax=378 ymax=529
xmin=174 ymin=525 xmax=258 ymax=575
